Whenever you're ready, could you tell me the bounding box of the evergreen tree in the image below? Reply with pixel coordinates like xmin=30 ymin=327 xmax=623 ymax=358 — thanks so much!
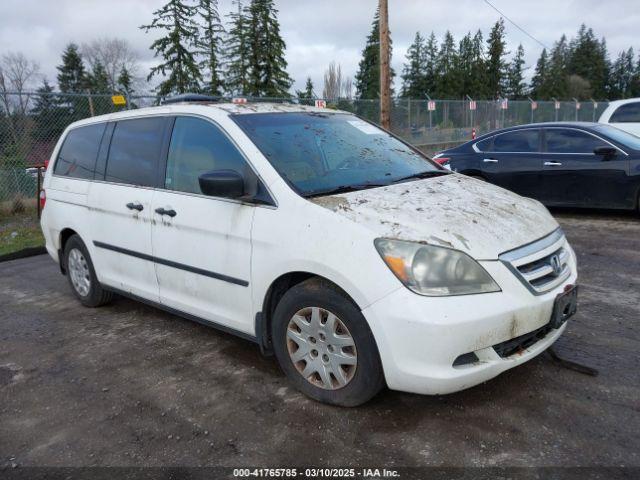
xmin=117 ymin=66 xmax=134 ymax=95
xmin=87 ymin=62 xmax=110 ymax=93
xmin=469 ymin=30 xmax=488 ymax=98
xmin=57 ymin=43 xmax=87 ymax=93
xmin=546 ymin=35 xmax=570 ymax=99
xmin=401 ymin=31 xmax=427 ymax=98
xmin=354 ymin=8 xmax=395 ymax=99
xmin=609 ymin=48 xmax=635 ymax=99
xmin=299 ymin=77 xmax=315 ymax=98
xmin=530 ymin=48 xmax=549 ymax=98
xmin=486 ymin=18 xmax=508 ymax=98
xmin=457 ymin=32 xmax=475 ymax=97
xmin=434 ymin=31 xmax=459 ymax=98
xmin=630 ymin=56 xmax=640 ymax=97
xmin=506 ymin=44 xmax=526 ymax=99
xmin=31 ymin=79 xmax=66 ymax=141
xmin=225 ymin=0 xmax=250 ymax=95
xmin=567 ymin=25 xmax=609 ymax=99
xmin=197 ymin=0 xmax=224 ymax=95
xmin=246 ymin=0 xmax=293 ymax=97
xmin=423 ymin=32 xmax=439 ymax=96
xmin=141 ymin=0 xmax=202 ymax=96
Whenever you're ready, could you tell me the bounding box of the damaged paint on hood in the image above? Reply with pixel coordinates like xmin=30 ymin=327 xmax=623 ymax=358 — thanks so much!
xmin=310 ymin=174 xmax=559 ymax=260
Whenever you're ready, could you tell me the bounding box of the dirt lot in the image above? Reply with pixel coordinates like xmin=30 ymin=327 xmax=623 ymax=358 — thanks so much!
xmin=0 ymin=210 xmax=638 ymax=471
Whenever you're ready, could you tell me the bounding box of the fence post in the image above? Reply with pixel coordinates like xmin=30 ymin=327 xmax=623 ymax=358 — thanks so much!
xmin=86 ymin=90 xmax=95 ymax=117
xmin=591 ymin=98 xmax=597 ymax=122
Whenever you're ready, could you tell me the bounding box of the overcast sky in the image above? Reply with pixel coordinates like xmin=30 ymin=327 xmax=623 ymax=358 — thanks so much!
xmin=1 ymin=0 xmax=639 ymax=95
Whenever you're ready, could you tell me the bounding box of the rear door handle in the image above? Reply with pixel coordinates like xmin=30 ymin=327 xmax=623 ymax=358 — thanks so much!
xmin=155 ymin=207 xmax=177 ymax=218
xmin=483 ymin=158 xmax=498 ymax=163
xmin=544 ymin=161 xmax=563 ymax=166
xmin=126 ymin=202 xmax=143 ymax=211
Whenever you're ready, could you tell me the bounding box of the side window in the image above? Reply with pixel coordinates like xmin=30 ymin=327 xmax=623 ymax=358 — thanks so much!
xmin=165 ymin=117 xmax=249 ymax=195
xmin=475 ymin=137 xmax=493 ymax=152
xmin=54 ymin=123 xmax=106 ymax=179
xmin=105 ymin=117 xmax=166 ymax=186
xmin=610 ymin=102 xmax=640 ymax=123
xmin=545 ymin=129 xmax=607 ymax=154
xmin=492 ymin=130 xmax=539 ymax=153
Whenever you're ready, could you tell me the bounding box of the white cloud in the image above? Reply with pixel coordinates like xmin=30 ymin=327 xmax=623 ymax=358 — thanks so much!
xmin=1 ymin=0 xmax=638 ymax=95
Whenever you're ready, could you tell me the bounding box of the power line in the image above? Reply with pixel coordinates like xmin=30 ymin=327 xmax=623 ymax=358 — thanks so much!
xmin=483 ymin=0 xmax=549 ymax=50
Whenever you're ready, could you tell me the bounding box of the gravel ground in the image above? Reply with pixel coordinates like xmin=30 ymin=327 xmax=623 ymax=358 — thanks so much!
xmin=0 ymin=209 xmax=638 ymax=471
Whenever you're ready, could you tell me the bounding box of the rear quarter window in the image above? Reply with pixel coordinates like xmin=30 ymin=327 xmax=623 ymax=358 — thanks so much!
xmin=105 ymin=117 xmax=167 ymax=187
xmin=610 ymin=102 xmax=640 ymax=123
xmin=54 ymin=123 xmax=106 ymax=179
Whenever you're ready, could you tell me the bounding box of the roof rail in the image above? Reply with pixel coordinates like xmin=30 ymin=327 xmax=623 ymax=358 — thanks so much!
xmin=162 ymin=93 xmax=222 ymax=105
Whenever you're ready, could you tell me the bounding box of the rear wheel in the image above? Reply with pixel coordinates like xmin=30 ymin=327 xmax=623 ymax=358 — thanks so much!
xmin=64 ymin=235 xmax=112 ymax=307
xmin=271 ymin=278 xmax=384 ymax=406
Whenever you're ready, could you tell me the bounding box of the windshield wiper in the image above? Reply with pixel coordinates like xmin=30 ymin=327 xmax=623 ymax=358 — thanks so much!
xmin=304 ymin=182 xmax=389 ymax=198
xmin=391 ymin=170 xmax=450 ymax=184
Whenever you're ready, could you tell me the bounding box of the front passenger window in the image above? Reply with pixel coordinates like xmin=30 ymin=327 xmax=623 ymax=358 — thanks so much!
xmin=165 ymin=117 xmax=250 ymax=195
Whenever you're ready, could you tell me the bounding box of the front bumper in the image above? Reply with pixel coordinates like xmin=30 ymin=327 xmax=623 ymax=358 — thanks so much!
xmin=362 ymin=246 xmax=578 ymax=395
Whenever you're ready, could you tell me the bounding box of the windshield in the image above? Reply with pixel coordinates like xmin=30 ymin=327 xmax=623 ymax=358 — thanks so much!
xmin=593 ymin=124 xmax=640 ymax=150
xmin=232 ymin=112 xmax=440 ymax=197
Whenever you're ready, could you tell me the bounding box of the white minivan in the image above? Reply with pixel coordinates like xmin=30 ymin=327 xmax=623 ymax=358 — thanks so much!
xmin=40 ymin=99 xmax=578 ymax=406
xmin=598 ymin=98 xmax=640 ymax=136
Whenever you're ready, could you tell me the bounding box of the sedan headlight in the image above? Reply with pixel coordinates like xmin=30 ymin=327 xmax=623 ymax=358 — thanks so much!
xmin=374 ymin=238 xmax=501 ymax=296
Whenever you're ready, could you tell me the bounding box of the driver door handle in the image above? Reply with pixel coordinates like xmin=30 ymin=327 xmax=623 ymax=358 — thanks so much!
xmin=544 ymin=161 xmax=563 ymax=166
xmin=126 ymin=202 xmax=143 ymax=211
xmin=483 ymin=158 xmax=498 ymax=163
xmin=155 ymin=207 xmax=177 ymax=218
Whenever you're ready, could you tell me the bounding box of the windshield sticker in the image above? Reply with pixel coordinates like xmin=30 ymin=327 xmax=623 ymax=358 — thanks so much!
xmin=348 ymin=120 xmax=382 ymax=135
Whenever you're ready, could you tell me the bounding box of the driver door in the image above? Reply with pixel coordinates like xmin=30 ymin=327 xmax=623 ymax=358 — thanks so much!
xmin=151 ymin=116 xmax=256 ymax=336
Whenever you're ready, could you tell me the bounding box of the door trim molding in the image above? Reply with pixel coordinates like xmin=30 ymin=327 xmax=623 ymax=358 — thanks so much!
xmin=93 ymin=241 xmax=249 ymax=287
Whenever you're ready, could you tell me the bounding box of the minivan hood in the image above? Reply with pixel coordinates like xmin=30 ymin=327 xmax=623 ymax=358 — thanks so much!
xmin=311 ymin=174 xmax=559 ymax=260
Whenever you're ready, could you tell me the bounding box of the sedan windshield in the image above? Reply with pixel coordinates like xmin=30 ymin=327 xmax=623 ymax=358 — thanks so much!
xmin=593 ymin=124 xmax=640 ymax=150
xmin=232 ymin=112 xmax=442 ymax=197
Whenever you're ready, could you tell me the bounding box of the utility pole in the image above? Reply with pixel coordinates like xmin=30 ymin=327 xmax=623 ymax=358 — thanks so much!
xmin=379 ymin=0 xmax=391 ymax=130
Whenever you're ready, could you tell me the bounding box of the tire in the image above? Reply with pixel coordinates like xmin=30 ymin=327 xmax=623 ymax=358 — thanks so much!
xmin=271 ymin=278 xmax=384 ymax=407
xmin=63 ymin=235 xmax=113 ymax=307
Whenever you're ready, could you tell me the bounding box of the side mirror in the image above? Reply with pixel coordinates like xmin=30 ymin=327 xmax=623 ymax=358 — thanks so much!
xmin=593 ymin=146 xmax=617 ymax=159
xmin=198 ymin=170 xmax=246 ymax=199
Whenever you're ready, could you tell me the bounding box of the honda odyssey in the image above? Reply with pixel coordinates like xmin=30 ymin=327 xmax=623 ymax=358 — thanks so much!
xmin=40 ymin=99 xmax=578 ymax=406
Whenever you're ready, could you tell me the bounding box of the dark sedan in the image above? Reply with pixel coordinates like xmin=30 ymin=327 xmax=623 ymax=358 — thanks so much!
xmin=434 ymin=122 xmax=640 ymax=210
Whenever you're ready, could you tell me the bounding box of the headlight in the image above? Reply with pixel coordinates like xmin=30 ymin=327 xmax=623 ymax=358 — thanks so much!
xmin=374 ymin=238 xmax=501 ymax=296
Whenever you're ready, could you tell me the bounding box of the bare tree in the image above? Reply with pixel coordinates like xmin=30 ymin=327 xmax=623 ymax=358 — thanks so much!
xmin=322 ymin=62 xmax=353 ymax=100
xmin=0 ymin=52 xmax=41 ymax=115
xmin=81 ymin=38 xmax=140 ymax=91
xmin=0 ymin=52 xmax=41 ymax=148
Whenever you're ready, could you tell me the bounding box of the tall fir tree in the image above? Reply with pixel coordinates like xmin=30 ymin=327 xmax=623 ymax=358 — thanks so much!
xmin=530 ymin=48 xmax=549 ymax=98
xmin=117 ymin=66 xmax=134 ymax=95
xmin=197 ymin=0 xmax=224 ymax=95
xmin=31 ymin=79 xmax=66 ymax=141
xmin=469 ymin=30 xmax=488 ymax=98
xmin=567 ymin=24 xmax=609 ymax=99
xmin=57 ymin=43 xmax=87 ymax=93
xmin=434 ymin=31 xmax=459 ymax=99
xmin=225 ymin=0 xmax=250 ymax=95
xmin=87 ymin=62 xmax=110 ymax=93
xmin=246 ymin=0 xmax=292 ymax=97
xmin=486 ymin=18 xmax=508 ymax=98
xmin=141 ymin=0 xmax=202 ymax=96
xmin=355 ymin=7 xmax=394 ymax=99
xmin=506 ymin=44 xmax=526 ymax=99
xmin=295 ymin=77 xmax=315 ymax=99
xmin=609 ymin=48 xmax=635 ymax=99
xmin=401 ymin=32 xmax=427 ymax=98
xmin=547 ymin=35 xmax=570 ymax=99
xmin=457 ymin=32 xmax=475 ymax=97
xmin=423 ymin=32 xmax=439 ymax=96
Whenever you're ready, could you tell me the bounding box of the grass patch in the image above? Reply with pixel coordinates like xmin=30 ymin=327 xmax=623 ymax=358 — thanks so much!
xmin=0 ymin=200 xmax=44 ymax=256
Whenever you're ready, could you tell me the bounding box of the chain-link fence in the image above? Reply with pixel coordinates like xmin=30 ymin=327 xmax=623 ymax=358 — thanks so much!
xmin=0 ymin=91 xmax=609 ymax=225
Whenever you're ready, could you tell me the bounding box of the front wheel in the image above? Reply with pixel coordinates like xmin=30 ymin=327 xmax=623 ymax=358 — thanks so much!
xmin=271 ymin=278 xmax=384 ymax=407
xmin=64 ymin=235 xmax=113 ymax=307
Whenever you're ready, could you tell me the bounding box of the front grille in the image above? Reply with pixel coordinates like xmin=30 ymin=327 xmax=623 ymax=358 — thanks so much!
xmin=493 ymin=323 xmax=553 ymax=358
xmin=499 ymin=229 xmax=572 ymax=295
